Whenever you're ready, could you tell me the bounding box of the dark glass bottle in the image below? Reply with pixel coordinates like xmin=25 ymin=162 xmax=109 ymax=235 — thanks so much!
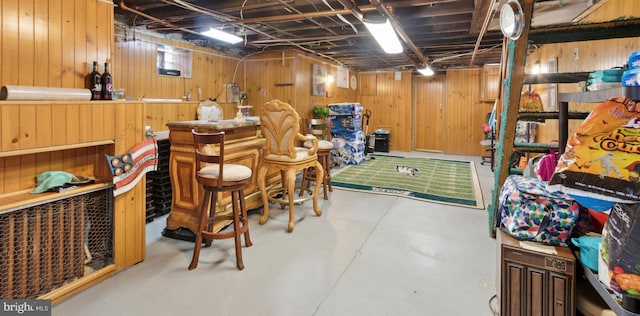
xmin=86 ymin=61 xmax=102 ymax=100
xmin=101 ymin=62 xmax=112 ymax=100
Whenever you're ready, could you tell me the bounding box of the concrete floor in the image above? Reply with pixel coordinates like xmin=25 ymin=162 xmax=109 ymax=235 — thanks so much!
xmin=52 ymin=152 xmax=498 ymax=316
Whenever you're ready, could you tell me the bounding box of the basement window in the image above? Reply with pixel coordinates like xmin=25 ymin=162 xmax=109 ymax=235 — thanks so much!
xmin=157 ymin=45 xmax=192 ymax=78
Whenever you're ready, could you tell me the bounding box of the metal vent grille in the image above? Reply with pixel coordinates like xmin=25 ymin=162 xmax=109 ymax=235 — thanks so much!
xmin=0 ymin=187 xmax=113 ymax=299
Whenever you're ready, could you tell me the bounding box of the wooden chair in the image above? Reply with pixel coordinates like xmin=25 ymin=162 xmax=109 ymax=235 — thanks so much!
xmin=299 ymin=117 xmax=333 ymax=200
xmin=256 ymin=100 xmax=323 ymax=232
xmin=189 ymin=130 xmax=253 ymax=270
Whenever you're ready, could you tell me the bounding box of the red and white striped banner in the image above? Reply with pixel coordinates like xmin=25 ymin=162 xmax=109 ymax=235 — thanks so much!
xmin=106 ymin=138 xmax=158 ymax=197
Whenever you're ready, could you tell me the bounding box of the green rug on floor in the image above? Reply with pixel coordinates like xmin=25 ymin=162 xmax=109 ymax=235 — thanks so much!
xmin=331 ymin=155 xmax=485 ymax=209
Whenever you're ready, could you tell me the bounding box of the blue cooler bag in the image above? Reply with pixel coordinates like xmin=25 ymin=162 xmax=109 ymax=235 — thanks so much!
xmin=499 ymin=175 xmax=579 ymax=246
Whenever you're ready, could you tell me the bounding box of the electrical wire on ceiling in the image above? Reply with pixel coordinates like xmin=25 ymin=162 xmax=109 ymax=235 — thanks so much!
xmin=278 ymin=0 xmax=340 ymax=37
xmin=321 ymin=0 xmax=359 ymax=34
xmin=430 ymin=43 xmax=503 ymax=65
xmin=154 ymin=0 xmax=343 ymax=64
xmin=240 ymin=0 xmax=248 ymax=44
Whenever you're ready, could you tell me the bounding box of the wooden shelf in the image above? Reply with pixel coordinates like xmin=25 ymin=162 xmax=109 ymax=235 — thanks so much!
xmin=513 ymin=141 xmax=560 ymax=153
xmin=0 ymin=182 xmax=113 ymax=214
xmin=529 ymin=19 xmax=640 ymax=45
xmin=517 ymin=111 xmax=591 ymax=121
xmin=559 ymin=87 xmax=626 ymax=103
xmin=579 ymin=256 xmax=640 ymax=316
xmin=509 ymin=168 xmax=524 ymax=175
xmin=0 ymin=140 xmax=115 ymax=158
xmin=38 ymin=264 xmax=116 ymax=305
xmin=524 ymin=72 xmax=590 ymax=84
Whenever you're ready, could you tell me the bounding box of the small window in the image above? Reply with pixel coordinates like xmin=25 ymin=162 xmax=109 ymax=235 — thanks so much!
xmin=157 ymin=45 xmax=192 ymax=78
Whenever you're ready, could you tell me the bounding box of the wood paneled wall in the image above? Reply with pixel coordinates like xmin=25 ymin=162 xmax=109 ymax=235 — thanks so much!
xmin=583 ymin=0 xmax=640 ymax=22
xmin=115 ymin=36 xmax=359 ymax=126
xmin=114 ymin=29 xmax=241 ymax=117
xmin=243 ymin=51 xmax=297 ymax=111
xmin=0 ymin=0 xmax=113 ymax=88
xmin=358 ymin=71 xmax=413 ymax=151
xmin=144 ymin=101 xmax=199 ymax=132
xmin=243 ymin=50 xmax=358 ymax=120
xmin=445 ymin=69 xmax=495 ymax=155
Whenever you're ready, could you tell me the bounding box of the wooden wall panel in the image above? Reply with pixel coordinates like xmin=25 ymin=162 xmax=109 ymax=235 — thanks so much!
xmin=326 ymin=65 xmax=357 ymax=103
xmin=48 ymin=0 xmax=62 ymax=87
xmin=582 ymin=0 xmax=640 ymax=22
xmin=244 ymin=51 xmax=296 ymax=113
xmin=144 ymin=102 xmax=199 ymax=132
xmin=358 ymin=71 xmax=413 ymax=152
xmin=34 ymin=1 xmax=49 ymax=87
xmin=360 ymin=73 xmax=377 ymax=96
xmin=296 ymin=54 xmax=329 ymax=116
xmin=0 ymin=0 xmax=112 ymax=88
xmin=18 ymin=1 xmax=35 ymax=85
xmin=114 ymin=29 xmax=241 ymax=115
xmin=61 ymin=0 xmax=76 ymax=88
xmin=2 ymin=1 xmax=20 ymax=86
xmin=243 ymin=51 xmax=357 ymax=120
xmin=113 ymin=102 xmax=146 ymax=268
xmin=445 ymin=69 xmax=493 ymax=155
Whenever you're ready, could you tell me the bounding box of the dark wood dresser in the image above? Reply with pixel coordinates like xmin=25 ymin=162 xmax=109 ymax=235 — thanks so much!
xmin=498 ymin=229 xmax=575 ymax=316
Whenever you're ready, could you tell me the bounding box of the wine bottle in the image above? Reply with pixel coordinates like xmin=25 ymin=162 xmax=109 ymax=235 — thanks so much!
xmin=101 ymin=62 xmax=113 ymax=100
xmin=86 ymin=61 xmax=102 ymax=100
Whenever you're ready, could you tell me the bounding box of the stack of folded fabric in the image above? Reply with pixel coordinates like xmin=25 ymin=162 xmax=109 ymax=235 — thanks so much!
xmin=587 ymin=68 xmax=625 ymax=91
xmin=622 ymin=51 xmax=640 ymax=87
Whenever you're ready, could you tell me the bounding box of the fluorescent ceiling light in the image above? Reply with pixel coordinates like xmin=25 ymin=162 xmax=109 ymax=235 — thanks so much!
xmin=363 ymin=15 xmax=403 ymax=54
xmin=200 ymin=28 xmax=242 ymax=44
xmin=417 ymin=66 xmax=434 ymax=76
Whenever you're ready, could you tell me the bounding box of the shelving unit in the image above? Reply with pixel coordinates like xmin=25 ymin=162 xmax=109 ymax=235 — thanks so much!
xmin=146 ymin=138 xmax=172 ymax=222
xmin=489 ymin=0 xmax=640 ymax=313
xmin=0 ymin=100 xmax=147 ymax=303
xmin=579 ymin=258 xmax=640 ymax=316
xmin=505 ymin=74 xmax=593 ymax=176
xmin=489 ymin=1 xmax=640 ymax=235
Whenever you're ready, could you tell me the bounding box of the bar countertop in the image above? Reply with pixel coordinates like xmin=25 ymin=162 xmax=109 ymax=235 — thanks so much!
xmin=166 ymin=119 xmax=260 ymax=131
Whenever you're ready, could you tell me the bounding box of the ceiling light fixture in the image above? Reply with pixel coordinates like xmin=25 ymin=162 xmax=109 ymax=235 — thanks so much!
xmin=362 ymin=13 xmax=403 ymax=54
xmin=417 ymin=65 xmax=434 ymax=76
xmin=200 ymin=28 xmax=243 ymax=44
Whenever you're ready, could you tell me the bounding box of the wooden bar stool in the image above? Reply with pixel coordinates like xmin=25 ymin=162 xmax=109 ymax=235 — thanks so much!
xmin=300 ymin=117 xmax=333 ymax=200
xmin=189 ymin=129 xmax=253 ymax=270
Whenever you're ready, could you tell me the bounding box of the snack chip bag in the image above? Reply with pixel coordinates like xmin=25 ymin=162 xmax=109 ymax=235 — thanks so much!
xmin=548 ymin=97 xmax=640 ymax=204
xmin=519 ymin=90 xmax=544 ymax=112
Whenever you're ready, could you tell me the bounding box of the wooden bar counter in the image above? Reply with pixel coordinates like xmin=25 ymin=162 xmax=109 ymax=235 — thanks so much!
xmin=165 ymin=119 xmax=276 ymax=238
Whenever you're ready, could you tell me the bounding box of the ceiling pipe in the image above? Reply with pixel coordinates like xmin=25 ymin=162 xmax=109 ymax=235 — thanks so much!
xmin=118 ymin=0 xmax=204 ymax=38
xmin=119 ymin=0 xmax=344 ymax=64
xmin=322 ymin=0 xmax=360 ymax=35
xmin=470 ymin=0 xmax=503 ymax=65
